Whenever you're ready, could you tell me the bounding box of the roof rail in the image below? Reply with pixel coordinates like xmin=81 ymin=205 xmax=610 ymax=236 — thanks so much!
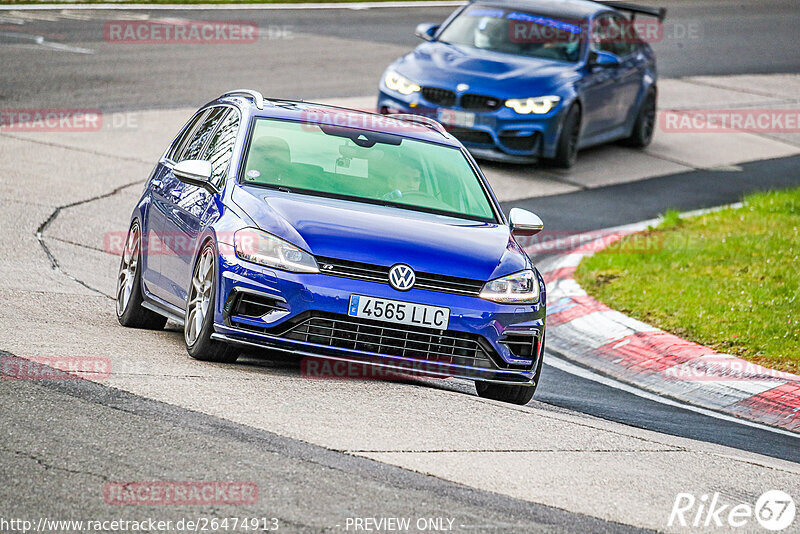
xmin=596 ymin=1 xmax=666 ymax=21
xmin=219 ymin=89 xmax=267 ymax=110
xmin=386 ymin=113 xmax=449 ymax=136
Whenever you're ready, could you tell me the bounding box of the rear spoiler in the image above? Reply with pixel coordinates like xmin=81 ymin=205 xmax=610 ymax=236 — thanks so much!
xmin=596 ymin=1 xmax=667 ymax=21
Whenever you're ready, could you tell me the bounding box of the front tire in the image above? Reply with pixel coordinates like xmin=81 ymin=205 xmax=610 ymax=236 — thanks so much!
xmin=116 ymin=221 xmax=168 ymax=330
xmin=475 ymin=382 xmax=535 ymax=405
xmin=475 ymin=335 xmax=545 ymax=405
xmin=184 ymin=242 xmax=239 ymax=363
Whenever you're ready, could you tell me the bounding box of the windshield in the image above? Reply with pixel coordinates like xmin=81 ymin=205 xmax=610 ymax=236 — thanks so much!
xmin=438 ymin=5 xmax=584 ymax=62
xmin=241 ymin=117 xmax=497 ymax=222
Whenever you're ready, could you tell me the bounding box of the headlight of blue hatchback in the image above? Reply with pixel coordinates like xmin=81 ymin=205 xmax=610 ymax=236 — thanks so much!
xmin=234 ymin=228 xmax=319 ymax=273
xmin=479 ymin=270 xmax=540 ymax=304
xmin=384 ymin=70 xmax=421 ymax=95
xmin=505 ymin=96 xmax=561 ymax=114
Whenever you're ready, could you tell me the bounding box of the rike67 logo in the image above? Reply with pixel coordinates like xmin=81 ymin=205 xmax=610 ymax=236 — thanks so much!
xmin=669 ymin=490 xmax=795 ymax=531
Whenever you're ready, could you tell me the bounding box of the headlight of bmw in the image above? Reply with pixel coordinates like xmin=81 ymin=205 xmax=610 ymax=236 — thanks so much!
xmin=384 ymin=70 xmax=421 ymax=95
xmin=479 ymin=270 xmax=540 ymax=304
xmin=234 ymin=228 xmax=318 ymax=273
xmin=505 ymin=96 xmax=561 ymax=115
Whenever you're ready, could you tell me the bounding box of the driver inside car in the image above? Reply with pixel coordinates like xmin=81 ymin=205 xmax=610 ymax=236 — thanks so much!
xmin=382 ymin=155 xmax=423 ymax=201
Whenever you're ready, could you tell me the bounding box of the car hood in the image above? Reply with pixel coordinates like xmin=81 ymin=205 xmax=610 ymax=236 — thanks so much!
xmin=232 ymin=186 xmax=529 ymax=281
xmin=393 ymin=41 xmax=580 ymax=97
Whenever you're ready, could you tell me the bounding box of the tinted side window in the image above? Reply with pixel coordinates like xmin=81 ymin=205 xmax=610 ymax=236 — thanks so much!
xmin=611 ymin=15 xmax=637 ymax=56
xmin=202 ymin=110 xmax=240 ymax=187
xmin=167 ymin=110 xmax=207 ymax=162
xmin=179 ymin=107 xmax=227 ymax=162
xmin=592 ymin=14 xmax=637 ymax=57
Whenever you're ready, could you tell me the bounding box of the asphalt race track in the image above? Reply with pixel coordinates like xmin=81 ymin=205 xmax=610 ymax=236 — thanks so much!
xmin=1 ymin=0 xmax=799 ymax=532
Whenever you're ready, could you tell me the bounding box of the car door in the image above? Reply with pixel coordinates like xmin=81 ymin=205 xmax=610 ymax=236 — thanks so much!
xmin=159 ymin=106 xmax=239 ymax=308
xmin=144 ymin=109 xmax=209 ymax=301
xmin=605 ymin=13 xmax=646 ymax=128
xmin=580 ymin=13 xmax=638 ymax=137
xmin=579 ymin=14 xmax=620 ymax=138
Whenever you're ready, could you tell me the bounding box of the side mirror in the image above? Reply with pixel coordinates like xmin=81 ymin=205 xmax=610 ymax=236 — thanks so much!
xmin=173 ymin=160 xmax=214 ymax=190
xmin=509 ymin=208 xmax=544 ymax=237
xmin=589 ymin=50 xmax=620 ymax=68
xmin=415 ymin=23 xmax=439 ymax=41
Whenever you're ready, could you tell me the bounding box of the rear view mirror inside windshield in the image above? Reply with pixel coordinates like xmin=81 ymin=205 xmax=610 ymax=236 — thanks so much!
xmin=319 ymin=124 xmax=402 ymax=147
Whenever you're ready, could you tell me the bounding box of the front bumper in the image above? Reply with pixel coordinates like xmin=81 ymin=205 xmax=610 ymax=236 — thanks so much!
xmin=378 ymin=89 xmax=564 ymax=161
xmin=214 ymin=251 xmax=546 ymax=385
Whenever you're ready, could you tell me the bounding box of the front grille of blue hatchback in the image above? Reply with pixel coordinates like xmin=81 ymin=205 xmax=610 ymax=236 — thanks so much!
xmin=460 ymin=94 xmax=502 ymax=111
xmin=317 ymin=257 xmax=484 ymax=297
xmin=421 ymin=86 xmax=456 ymax=107
xmin=282 ymin=312 xmax=496 ymax=369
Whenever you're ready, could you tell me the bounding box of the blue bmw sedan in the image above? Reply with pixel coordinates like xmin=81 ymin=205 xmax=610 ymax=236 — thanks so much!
xmin=378 ymin=0 xmax=665 ymax=167
xmin=116 ymin=90 xmax=547 ymax=404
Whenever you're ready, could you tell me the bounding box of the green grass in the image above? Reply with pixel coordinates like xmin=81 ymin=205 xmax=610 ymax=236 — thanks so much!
xmin=575 ymin=187 xmax=800 ymax=374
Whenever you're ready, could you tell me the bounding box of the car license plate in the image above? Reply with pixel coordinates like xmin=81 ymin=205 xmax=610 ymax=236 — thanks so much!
xmin=437 ymin=109 xmax=475 ymax=128
xmin=348 ymin=295 xmax=450 ymax=330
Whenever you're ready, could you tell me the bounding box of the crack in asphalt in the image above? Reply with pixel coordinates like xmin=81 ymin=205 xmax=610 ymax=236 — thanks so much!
xmin=48 ymin=235 xmax=107 ymax=253
xmin=3 ymin=447 xmax=111 ymax=482
xmin=35 ymin=178 xmax=144 ymax=299
xmin=2 ymin=132 xmax=153 ymax=164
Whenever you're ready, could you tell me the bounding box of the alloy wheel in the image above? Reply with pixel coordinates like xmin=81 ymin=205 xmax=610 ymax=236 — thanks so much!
xmin=116 ymin=224 xmax=140 ymax=317
xmin=185 ymin=247 xmax=214 ymax=346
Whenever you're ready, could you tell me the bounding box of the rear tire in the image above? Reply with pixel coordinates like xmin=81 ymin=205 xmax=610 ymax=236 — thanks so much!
xmin=475 ymin=334 xmax=545 ymax=405
xmin=623 ymin=88 xmax=656 ymax=148
xmin=116 ymin=221 xmax=168 ymax=330
xmin=184 ymin=242 xmax=239 ymax=364
xmin=546 ymin=104 xmax=581 ymax=169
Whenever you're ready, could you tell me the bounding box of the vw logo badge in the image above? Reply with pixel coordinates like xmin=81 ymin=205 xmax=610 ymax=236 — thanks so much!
xmin=388 ymin=264 xmax=415 ymax=291
xmin=456 ymin=83 xmax=470 ymax=92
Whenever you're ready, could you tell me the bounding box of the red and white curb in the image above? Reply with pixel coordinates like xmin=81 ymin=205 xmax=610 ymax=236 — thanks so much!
xmin=530 ymin=217 xmax=800 ymax=434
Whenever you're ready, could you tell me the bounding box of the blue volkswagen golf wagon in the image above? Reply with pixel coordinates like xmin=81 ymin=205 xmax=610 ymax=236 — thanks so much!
xmin=116 ymin=90 xmax=547 ymax=404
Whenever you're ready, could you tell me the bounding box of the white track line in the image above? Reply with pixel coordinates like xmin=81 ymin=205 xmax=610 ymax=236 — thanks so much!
xmin=0 ymin=1 xmax=466 ymax=11
xmin=0 ymin=31 xmax=94 ymax=54
xmin=546 ymin=353 xmax=799 ymax=438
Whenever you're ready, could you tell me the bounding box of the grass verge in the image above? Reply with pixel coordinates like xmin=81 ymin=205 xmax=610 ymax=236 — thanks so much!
xmin=575 ymin=187 xmax=800 ymax=374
